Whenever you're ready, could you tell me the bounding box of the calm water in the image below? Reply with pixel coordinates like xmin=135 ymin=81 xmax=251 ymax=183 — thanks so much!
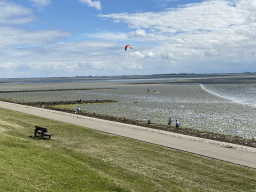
xmin=0 ymin=74 xmax=256 ymax=139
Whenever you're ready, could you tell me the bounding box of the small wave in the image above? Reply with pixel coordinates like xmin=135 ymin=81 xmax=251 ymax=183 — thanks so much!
xmin=200 ymin=84 xmax=256 ymax=107
xmin=200 ymin=84 xmax=233 ymax=101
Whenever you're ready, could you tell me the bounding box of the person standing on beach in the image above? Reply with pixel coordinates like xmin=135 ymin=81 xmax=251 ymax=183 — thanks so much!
xmin=175 ymin=120 xmax=179 ymax=129
xmin=168 ymin=117 xmax=172 ymax=125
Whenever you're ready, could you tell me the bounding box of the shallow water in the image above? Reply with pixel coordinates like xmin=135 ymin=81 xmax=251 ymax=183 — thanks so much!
xmin=201 ymin=84 xmax=256 ymax=107
xmin=73 ymin=84 xmax=256 ymax=139
xmin=0 ymin=74 xmax=256 ymax=139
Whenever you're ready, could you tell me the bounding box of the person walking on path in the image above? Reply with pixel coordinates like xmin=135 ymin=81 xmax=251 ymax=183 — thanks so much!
xmin=175 ymin=120 xmax=179 ymax=130
xmin=168 ymin=117 xmax=172 ymax=125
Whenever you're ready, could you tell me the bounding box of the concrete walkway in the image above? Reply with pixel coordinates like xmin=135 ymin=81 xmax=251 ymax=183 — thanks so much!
xmin=0 ymin=101 xmax=256 ymax=169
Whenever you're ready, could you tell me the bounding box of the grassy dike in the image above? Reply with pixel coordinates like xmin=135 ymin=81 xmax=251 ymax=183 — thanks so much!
xmin=0 ymin=107 xmax=256 ymax=192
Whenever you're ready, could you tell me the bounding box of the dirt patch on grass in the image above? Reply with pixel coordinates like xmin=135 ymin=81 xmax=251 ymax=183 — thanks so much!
xmin=0 ymin=125 xmax=6 ymax=133
xmin=0 ymin=119 xmax=24 ymax=130
xmin=34 ymin=142 xmax=52 ymax=148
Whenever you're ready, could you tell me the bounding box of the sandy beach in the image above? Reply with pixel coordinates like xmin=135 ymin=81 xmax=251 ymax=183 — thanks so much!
xmin=0 ymin=100 xmax=256 ymax=168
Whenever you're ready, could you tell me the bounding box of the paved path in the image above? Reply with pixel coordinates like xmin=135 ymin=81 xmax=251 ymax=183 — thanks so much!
xmin=0 ymin=101 xmax=256 ymax=169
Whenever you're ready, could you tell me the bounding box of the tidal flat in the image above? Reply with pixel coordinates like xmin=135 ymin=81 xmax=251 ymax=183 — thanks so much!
xmin=0 ymin=74 xmax=255 ymax=139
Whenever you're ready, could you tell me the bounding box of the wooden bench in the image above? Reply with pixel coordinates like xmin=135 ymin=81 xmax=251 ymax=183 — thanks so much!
xmin=34 ymin=126 xmax=54 ymax=139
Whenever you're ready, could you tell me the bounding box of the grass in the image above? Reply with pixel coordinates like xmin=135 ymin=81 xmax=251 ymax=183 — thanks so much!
xmin=51 ymin=104 xmax=79 ymax=110
xmin=0 ymin=135 xmax=125 ymax=192
xmin=0 ymin=107 xmax=256 ymax=191
xmin=52 ymin=103 xmax=103 ymax=110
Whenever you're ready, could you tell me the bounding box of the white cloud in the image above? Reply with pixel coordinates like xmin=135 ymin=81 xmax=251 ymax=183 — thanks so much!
xmin=162 ymin=52 xmax=175 ymax=59
xmin=0 ymin=40 xmax=118 ymax=71
xmin=0 ymin=26 xmax=72 ymax=48
xmin=99 ymin=0 xmax=256 ymax=43
xmin=86 ymin=32 xmax=127 ymax=40
xmin=79 ymin=0 xmax=101 ymax=10
xmin=0 ymin=2 xmax=72 ymax=48
xmin=175 ymin=39 xmax=185 ymax=44
xmin=130 ymin=51 xmax=155 ymax=58
xmin=0 ymin=1 xmax=36 ymax=24
xmin=147 ymin=51 xmax=155 ymax=57
xmin=131 ymin=51 xmax=145 ymax=58
xmin=99 ymin=0 xmax=256 ymax=67
xmin=29 ymin=0 xmax=51 ymax=7
xmin=129 ymin=29 xmax=147 ymax=37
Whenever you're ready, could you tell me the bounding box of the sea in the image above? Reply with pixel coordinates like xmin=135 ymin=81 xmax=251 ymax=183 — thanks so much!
xmin=0 ymin=73 xmax=256 ymax=139
xmin=201 ymin=84 xmax=256 ymax=107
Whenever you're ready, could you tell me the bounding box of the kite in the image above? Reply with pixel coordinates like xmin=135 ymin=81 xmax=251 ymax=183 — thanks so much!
xmin=125 ymin=45 xmax=132 ymax=51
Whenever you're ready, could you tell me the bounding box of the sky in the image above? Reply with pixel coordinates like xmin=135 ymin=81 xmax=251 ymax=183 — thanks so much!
xmin=1 ymin=0 xmax=256 ymax=78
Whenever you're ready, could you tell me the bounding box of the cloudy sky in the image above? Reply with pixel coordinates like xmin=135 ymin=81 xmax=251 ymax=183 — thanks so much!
xmin=0 ymin=0 xmax=256 ymax=78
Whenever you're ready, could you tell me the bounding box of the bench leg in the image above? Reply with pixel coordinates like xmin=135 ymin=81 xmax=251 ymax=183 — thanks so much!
xmin=41 ymin=131 xmax=44 ymax=139
xmin=34 ymin=131 xmax=38 ymax=138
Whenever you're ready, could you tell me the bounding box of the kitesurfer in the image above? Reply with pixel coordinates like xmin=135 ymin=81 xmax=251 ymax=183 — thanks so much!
xmin=125 ymin=45 xmax=132 ymax=51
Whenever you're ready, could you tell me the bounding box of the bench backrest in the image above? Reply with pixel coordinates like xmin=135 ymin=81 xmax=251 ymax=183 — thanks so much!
xmin=35 ymin=126 xmax=48 ymax=132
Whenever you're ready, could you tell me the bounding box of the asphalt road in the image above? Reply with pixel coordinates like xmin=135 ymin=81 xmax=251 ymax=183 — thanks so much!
xmin=0 ymin=101 xmax=255 ymax=169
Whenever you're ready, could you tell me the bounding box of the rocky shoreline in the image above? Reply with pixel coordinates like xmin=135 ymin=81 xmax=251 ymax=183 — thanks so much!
xmin=1 ymin=98 xmax=255 ymax=148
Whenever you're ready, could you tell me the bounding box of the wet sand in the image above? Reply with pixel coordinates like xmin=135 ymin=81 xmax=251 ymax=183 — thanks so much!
xmin=0 ymin=76 xmax=255 ymax=139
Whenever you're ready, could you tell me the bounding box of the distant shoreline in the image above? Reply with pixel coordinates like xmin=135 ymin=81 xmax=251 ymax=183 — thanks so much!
xmin=1 ymin=72 xmax=255 ymax=80
xmin=1 ymin=72 xmax=256 ymax=84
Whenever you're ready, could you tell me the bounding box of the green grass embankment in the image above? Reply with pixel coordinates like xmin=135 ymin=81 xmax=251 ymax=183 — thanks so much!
xmin=0 ymin=107 xmax=255 ymax=192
